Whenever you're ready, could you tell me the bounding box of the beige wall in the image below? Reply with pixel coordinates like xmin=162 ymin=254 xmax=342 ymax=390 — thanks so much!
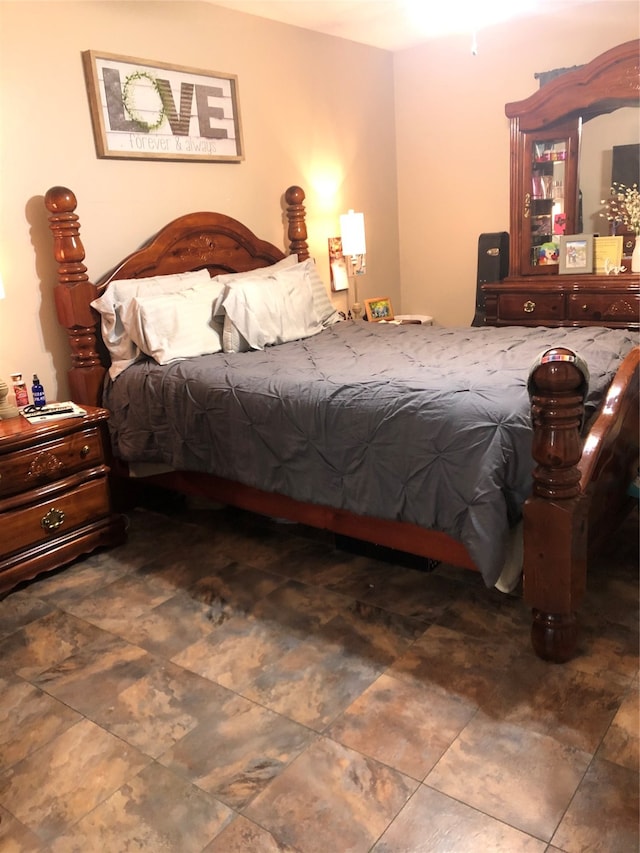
xmin=0 ymin=1 xmax=398 ymax=400
xmin=394 ymin=2 xmax=639 ymax=326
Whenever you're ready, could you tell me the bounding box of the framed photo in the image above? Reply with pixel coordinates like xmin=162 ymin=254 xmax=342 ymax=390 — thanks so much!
xmin=558 ymin=234 xmax=594 ymax=274
xmin=594 ymin=236 xmax=624 ymax=274
xmin=328 ymin=237 xmax=349 ymax=292
xmin=364 ymin=297 xmax=394 ymax=322
xmin=82 ymin=50 xmax=243 ymax=163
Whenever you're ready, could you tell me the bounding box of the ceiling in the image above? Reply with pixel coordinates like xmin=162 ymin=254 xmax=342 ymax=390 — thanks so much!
xmin=208 ymin=0 xmax=618 ymax=52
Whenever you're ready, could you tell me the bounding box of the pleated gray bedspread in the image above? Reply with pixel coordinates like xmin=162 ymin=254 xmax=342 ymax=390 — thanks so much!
xmin=103 ymin=322 xmax=636 ymax=586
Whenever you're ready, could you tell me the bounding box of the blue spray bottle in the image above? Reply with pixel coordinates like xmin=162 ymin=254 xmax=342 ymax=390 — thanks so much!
xmin=32 ymin=375 xmax=46 ymax=408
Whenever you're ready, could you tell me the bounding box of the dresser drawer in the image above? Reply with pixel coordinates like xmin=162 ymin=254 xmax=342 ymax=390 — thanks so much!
xmin=567 ymin=292 xmax=640 ymax=324
xmin=497 ymin=292 xmax=565 ymax=323
xmin=0 ymin=428 xmax=104 ymax=498
xmin=0 ymin=478 xmax=111 ymax=557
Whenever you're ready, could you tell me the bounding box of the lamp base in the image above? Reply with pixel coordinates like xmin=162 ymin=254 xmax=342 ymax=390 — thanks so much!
xmin=0 ymin=377 xmax=19 ymax=419
xmin=351 ymin=302 xmax=363 ymax=320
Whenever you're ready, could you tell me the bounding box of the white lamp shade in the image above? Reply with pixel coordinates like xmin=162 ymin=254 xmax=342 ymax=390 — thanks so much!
xmin=340 ymin=210 xmax=366 ymax=256
xmin=0 ymin=274 xmax=4 ymax=300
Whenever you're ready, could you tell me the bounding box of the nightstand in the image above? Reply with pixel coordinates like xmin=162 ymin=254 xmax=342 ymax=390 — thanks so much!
xmin=0 ymin=406 xmax=126 ymax=594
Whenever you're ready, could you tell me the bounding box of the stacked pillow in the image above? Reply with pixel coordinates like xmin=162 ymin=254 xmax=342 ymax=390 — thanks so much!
xmin=121 ymin=279 xmax=226 ymax=367
xmin=90 ymin=269 xmax=213 ymax=379
xmin=90 ymin=257 xmax=340 ymax=377
xmin=221 ymin=262 xmax=323 ymax=353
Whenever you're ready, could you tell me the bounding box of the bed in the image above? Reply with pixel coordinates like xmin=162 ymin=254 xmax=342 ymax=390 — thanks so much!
xmin=43 ymin=184 xmax=639 ymax=663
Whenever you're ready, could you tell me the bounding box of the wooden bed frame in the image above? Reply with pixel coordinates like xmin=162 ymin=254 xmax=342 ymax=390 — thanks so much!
xmin=43 ymin=184 xmax=639 ymax=663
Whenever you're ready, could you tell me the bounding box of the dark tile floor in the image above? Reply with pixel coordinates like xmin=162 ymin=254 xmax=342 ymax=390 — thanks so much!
xmin=0 ymin=497 xmax=637 ymax=852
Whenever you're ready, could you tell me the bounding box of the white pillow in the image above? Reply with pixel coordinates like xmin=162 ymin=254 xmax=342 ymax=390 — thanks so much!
xmin=221 ymin=265 xmax=323 ymax=352
xmin=214 ymin=256 xmax=339 ymax=328
xmin=212 ymin=254 xmax=299 ymax=316
xmin=214 ymin=253 xmax=299 ymax=285
xmin=302 ymin=259 xmax=341 ymax=327
xmin=91 ymin=269 xmax=212 ymax=378
xmin=222 ymin=314 xmax=252 ymax=354
xmin=122 ymin=280 xmax=226 ymax=365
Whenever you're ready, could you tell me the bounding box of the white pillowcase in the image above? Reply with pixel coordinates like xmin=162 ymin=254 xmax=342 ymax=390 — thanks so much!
xmin=122 ymin=280 xmax=226 ymax=365
xmin=221 ymin=264 xmax=323 ymax=352
xmin=214 ymin=253 xmax=299 ymax=285
xmin=91 ymin=269 xmax=212 ymax=378
xmin=222 ymin=314 xmax=252 ymax=354
xmin=211 ymin=254 xmax=299 ymax=316
xmin=214 ymin=256 xmax=339 ymax=329
xmin=302 ymin=259 xmax=341 ymax=327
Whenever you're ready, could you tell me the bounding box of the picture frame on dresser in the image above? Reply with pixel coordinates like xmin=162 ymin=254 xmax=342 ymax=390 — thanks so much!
xmin=594 ymin=236 xmax=624 ymax=275
xmin=558 ymin=234 xmax=594 ymax=274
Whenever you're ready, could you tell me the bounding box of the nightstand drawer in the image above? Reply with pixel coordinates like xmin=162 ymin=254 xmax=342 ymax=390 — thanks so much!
xmin=567 ymin=292 xmax=640 ymax=324
xmin=1 ymin=478 xmax=111 ymax=557
xmin=0 ymin=428 xmax=104 ymax=498
xmin=497 ymin=293 xmax=565 ymax=322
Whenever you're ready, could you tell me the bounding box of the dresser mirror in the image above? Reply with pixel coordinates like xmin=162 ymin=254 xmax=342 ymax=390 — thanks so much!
xmin=482 ymin=40 xmax=639 ymax=329
xmin=580 ymin=108 xmax=639 ymax=240
xmin=505 ymin=39 xmax=639 ymax=279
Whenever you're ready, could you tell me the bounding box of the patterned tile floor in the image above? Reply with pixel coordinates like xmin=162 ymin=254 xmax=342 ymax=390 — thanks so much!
xmin=0 ymin=497 xmax=637 ymax=852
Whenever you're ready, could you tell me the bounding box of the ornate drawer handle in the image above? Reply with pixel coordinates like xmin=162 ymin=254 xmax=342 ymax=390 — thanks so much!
xmin=41 ymin=507 xmax=65 ymax=531
xmin=80 ymin=445 xmax=91 ymax=458
xmin=28 ymin=450 xmax=63 ymax=480
xmin=523 ymin=300 xmax=536 ymax=313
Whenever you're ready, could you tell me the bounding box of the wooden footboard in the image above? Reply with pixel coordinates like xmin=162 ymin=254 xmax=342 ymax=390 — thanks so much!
xmin=524 ymin=349 xmax=589 ymax=662
xmin=523 ymin=346 xmax=639 ymax=662
xmin=579 ymin=346 xmax=640 ymax=554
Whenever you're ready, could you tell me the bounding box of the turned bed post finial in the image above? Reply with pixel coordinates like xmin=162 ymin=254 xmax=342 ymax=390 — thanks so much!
xmin=285 ymin=185 xmax=309 ymax=261
xmin=44 ymin=186 xmax=105 ymax=407
xmin=525 ymin=346 xmax=589 ymax=662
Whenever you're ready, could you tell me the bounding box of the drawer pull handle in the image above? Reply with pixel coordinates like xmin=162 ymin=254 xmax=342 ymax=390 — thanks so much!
xmin=28 ymin=451 xmax=63 ymax=480
xmin=41 ymin=507 xmax=65 ymax=531
xmin=582 ymin=304 xmax=589 ymax=312
xmin=523 ymin=300 xmax=536 ymax=313
xmin=80 ymin=445 xmax=91 ymax=458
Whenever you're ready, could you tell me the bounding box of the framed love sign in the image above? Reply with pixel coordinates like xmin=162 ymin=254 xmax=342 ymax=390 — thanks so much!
xmin=82 ymin=51 xmax=244 ymax=163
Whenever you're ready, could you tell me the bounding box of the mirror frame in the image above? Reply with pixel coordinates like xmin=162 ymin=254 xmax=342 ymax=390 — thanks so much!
xmin=505 ymin=39 xmax=639 ymax=278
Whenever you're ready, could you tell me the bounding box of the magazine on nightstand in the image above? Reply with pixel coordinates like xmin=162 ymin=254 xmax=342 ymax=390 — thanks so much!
xmin=21 ymin=402 xmax=87 ymax=424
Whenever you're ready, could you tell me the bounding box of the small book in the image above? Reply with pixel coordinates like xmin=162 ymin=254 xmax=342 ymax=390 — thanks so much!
xmin=21 ymin=401 xmax=87 ymax=424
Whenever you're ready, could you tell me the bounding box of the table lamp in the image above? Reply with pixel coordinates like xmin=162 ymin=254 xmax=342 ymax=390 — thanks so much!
xmin=339 ymin=209 xmax=366 ymax=319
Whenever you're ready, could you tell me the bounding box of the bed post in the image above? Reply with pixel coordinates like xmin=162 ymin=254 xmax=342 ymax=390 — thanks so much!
xmin=285 ymin=186 xmax=309 ymax=261
xmin=44 ymin=187 xmax=105 ymax=408
xmin=524 ymin=347 xmax=589 ymax=663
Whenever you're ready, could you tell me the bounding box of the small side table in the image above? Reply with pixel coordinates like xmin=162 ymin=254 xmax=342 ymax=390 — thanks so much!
xmin=0 ymin=406 xmax=126 ymax=594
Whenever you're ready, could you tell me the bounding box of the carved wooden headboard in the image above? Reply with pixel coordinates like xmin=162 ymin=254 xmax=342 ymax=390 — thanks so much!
xmin=44 ymin=185 xmax=309 ymax=406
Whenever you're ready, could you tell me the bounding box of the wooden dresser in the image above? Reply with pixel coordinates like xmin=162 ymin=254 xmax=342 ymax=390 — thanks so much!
xmin=0 ymin=406 xmax=126 ymax=594
xmin=484 ymin=274 xmax=640 ymax=327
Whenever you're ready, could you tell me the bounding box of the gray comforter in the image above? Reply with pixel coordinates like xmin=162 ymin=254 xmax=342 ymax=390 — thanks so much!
xmin=103 ymin=322 xmax=636 ymax=585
